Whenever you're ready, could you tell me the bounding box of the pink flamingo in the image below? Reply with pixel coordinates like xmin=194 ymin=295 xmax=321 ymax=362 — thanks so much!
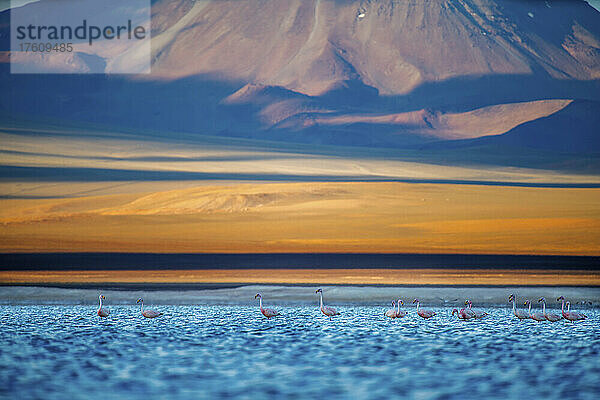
xmin=508 ymin=294 xmax=529 ymax=320
xmin=255 ymin=293 xmax=280 ymax=319
xmin=538 ymin=297 xmax=562 ymax=322
xmin=466 ymin=299 xmax=488 ymax=319
xmin=557 ymin=296 xmax=587 ymax=321
xmin=136 ymin=298 xmax=163 ymax=319
xmin=396 ymin=299 xmax=407 ymax=318
xmin=97 ymin=294 xmax=109 ymax=318
xmin=452 ymin=300 xmax=474 ymax=320
xmin=524 ymin=300 xmax=546 ymax=321
xmin=412 ymin=299 xmax=436 ymax=319
xmin=316 ymin=289 xmax=340 ymax=319
xmin=385 ymin=301 xmax=397 ymax=318
xmin=452 ymin=308 xmax=474 ymax=320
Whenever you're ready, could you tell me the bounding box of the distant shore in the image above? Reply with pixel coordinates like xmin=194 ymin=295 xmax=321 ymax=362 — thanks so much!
xmin=1 ymin=285 xmax=599 ymax=306
xmin=2 ymin=269 xmax=600 ymax=287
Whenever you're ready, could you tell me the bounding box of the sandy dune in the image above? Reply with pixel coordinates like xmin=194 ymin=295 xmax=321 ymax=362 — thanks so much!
xmin=1 ymin=182 xmax=598 ymax=254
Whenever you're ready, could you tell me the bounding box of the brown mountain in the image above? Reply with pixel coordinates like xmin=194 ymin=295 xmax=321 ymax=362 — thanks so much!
xmin=145 ymin=0 xmax=600 ymax=94
xmin=1 ymin=0 xmax=600 ymax=168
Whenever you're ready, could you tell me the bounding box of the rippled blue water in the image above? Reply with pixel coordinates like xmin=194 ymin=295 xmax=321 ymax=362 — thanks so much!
xmin=1 ymin=305 xmax=599 ymax=399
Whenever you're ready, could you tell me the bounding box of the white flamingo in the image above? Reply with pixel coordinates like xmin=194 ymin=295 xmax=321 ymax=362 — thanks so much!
xmin=508 ymin=294 xmax=529 ymax=320
xmin=538 ymin=297 xmax=562 ymax=322
xmin=316 ymin=288 xmax=340 ymax=319
xmin=525 ymin=300 xmax=546 ymax=321
xmin=412 ymin=299 xmax=436 ymax=319
xmin=396 ymin=299 xmax=407 ymax=318
xmin=557 ymin=296 xmax=587 ymax=321
xmin=97 ymin=294 xmax=109 ymax=318
xmin=255 ymin=293 xmax=280 ymax=319
xmin=136 ymin=298 xmax=163 ymax=319
xmin=466 ymin=299 xmax=488 ymax=319
xmin=385 ymin=301 xmax=397 ymax=318
xmin=463 ymin=300 xmax=476 ymax=318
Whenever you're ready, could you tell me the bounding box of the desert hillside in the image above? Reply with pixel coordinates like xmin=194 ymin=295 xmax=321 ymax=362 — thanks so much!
xmin=1 ymin=182 xmax=599 ymax=254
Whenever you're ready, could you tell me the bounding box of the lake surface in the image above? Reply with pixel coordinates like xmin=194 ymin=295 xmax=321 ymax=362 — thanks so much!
xmin=1 ymin=305 xmax=599 ymax=399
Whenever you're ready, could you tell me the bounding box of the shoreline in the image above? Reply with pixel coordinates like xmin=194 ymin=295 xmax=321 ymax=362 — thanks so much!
xmin=2 ymin=285 xmax=599 ymax=306
xmin=2 ymin=269 xmax=600 ymax=286
xmin=3 ymin=282 xmax=600 ymax=290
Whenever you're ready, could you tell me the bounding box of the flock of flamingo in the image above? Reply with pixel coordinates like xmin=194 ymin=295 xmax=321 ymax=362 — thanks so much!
xmin=97 ymin=295 xmax=163 ymax=319
xmin=508 ymin=294 xmax=587 ymax=322
xmin=96 ymin=290 xmax=588 ymax=322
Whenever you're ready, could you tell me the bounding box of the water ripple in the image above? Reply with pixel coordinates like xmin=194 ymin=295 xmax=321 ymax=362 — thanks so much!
xmin=0 ymin=305 xmax=599 ymax=399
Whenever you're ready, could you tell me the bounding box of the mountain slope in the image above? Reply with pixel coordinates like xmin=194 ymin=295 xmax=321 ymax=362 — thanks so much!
xmin=144 ymin=0 xmax=600 ymax=95
xmin=1 ymin=0 xmax=599 ymax=170
xmin=439 ymin=100 xmax=600 ymax=154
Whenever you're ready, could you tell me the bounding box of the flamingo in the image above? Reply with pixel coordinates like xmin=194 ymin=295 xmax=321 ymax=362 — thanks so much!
xmin=385 ymin=301 xmax=397 ymax=318
xmin=136 ymin=298 xmax=163 ymax=319
xmin=395 ymin=299 xmax=407 ymax=318
xmin=508 ymin=294 xmax=529 ymax=320
xmin=463 ymin=300 xmax=476 ymax=318
xmin=557 ymin=296 xmax=587 ymax=321
xmin=255 ymin=293 xmax=280 ymax=319
xmin=538 ymin=297 xmax=562 ymax=322
xmin=451 ymin=300 xmax=474 ymax=320
xmin=452 ymin=308 xmax=474 ymax=320
xmin=97 ymin=294 xmax=109 ymax=318
xmin=316 ymin=288 xmax=340 ymax=319
xmin=466 ymin=299 xmax=488 ymax=319
xmin=412 ymin=299 xmax=436 ymax=319
xmin=566 ymin=301 xmax=571 ymax=311
xmin=524 ymin=300 xmax=546 ymax=321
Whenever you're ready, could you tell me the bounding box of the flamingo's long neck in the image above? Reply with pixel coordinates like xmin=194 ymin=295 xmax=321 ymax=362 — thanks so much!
xmin=416 ymin=301 xmax=420 ymax=312
xmin=541 ymin=301 xmax=546 ymax=316
xmin=259 ymin=296 xmax=263 ymax=311
xmin=98 ymin=296 xmax=103 ymax=311
xmin=140 ymin=301 xmax=144 ymax=313
xmin=319 ymin=292 xmax=324 ymax=310
xmin=511 ymin=299 xmax=517 ymax=316
xmin=527 ymin=302 xmax=532 ymax=316
xmin=396 ymin=299 xmax=401 ymax=314
xmin=560 ymin=299 xmax=566 ymax=316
